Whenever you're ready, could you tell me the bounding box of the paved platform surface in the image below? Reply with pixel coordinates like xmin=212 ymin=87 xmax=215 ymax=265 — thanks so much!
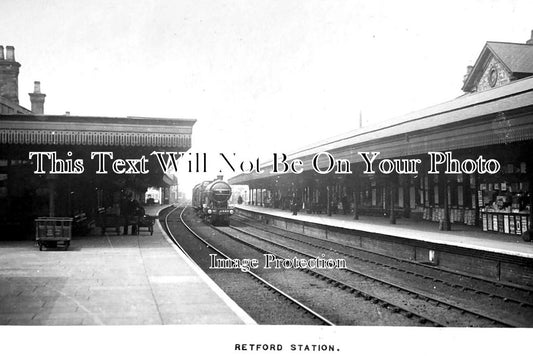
xmin=0 ymin=205 xmax=255 ymax=325
xmin=237 ymin=205 xmax=533 ymax=259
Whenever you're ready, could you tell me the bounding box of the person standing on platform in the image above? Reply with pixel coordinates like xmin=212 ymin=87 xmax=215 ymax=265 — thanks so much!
xmin=291 ymin=194 xmax=300 ymax=216
xmin=341 ymin=195 xmax=349 ymax=215
xmin=129 ymin=196 xmax=142 ymax=235
xmin=120 ymin=193 xmax=130 ymax=235
xmin=122 ymin=193 xmax=139 ymax=235
xmin=122 ymin=194 xmax=130 ymax=235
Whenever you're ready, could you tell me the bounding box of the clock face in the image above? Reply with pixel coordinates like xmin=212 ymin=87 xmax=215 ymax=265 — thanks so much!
xmin=488 ymin=67 xmax=498 ymax=87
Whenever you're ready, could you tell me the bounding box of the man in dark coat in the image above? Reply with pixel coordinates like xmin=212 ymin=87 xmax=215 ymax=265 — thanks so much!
xmin=120 ymin=194 xmax=130 ymax=235
xmin=341 ymin=195 xmax=349 ymax=215
xmin=291 ymin=194 xmax=300 ymax=216
xmin=129 ymin=197 xmax=142 ymax=235
xmin=122 ymin=194 xmax=140 ymax=235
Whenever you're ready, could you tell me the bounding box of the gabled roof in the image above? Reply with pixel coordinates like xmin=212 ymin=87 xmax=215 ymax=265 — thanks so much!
xmin=488 ymin=42 xmax=533 ymax=74
xmin=462 ymin=41 xmax=533 ymax=92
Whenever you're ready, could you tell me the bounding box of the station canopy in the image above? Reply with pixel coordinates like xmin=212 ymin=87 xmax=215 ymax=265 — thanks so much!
xmin=230 ymin=75 xmax=533 ymax=185
xmin=0 ymin=114 xmax=195 ymax=188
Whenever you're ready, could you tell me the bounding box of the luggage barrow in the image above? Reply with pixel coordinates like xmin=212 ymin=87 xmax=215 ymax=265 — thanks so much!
xmin=35 ymin=217 xmax=73 ymax=251
xmin=136 ymin=215 xmax=155 ymax=235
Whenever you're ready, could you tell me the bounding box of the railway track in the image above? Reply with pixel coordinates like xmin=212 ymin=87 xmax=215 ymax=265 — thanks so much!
xmin=160 ymin=205 xmax=334 ymax=325
xmin=230 ymin=214 xmax=533 ymax=327
xmin=233 ymin=215 xmax=533 ymax=306
xmin=160 ymin=206 xmax=530 ymax=326
xmin=174 ymin=206 xmax=441 ymax=325
xmin=212 ymin=226 xmax=444 ymax=326
xmin=215 ymin=225 xmax=514 ymax=327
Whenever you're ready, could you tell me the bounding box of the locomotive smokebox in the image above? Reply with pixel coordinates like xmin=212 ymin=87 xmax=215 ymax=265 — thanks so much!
xmin=192 ymin=177 xmax=233 ymax=226
xmin=208 ymin=181 xmax=232 ymax=203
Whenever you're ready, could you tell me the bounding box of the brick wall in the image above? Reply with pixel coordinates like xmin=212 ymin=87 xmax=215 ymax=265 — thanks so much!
xmin=0 ymin=62 xmax=20 ymax=104
xmin=476 ymin=57 xmax=511 ymax=92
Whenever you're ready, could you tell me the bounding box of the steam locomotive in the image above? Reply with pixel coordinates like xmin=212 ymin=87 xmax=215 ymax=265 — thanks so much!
xmin=192 ymin=176 xmax=234 ymax=226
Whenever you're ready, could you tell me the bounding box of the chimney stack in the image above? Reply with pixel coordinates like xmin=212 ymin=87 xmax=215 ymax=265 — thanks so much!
xmin=526 ymin=30 xmax=533 ymax=45
xmin=5 ymin=46 xmax=15 ymax=61
xmin=29 ymin=81 xmax=46 ymax=114
xmin=0 ymin=45 xmax=21 ymax=104
xmin=463 ymin=65 xmax=473 ymax=83
xmin=217 ymin=175 xmax=224 ymax=181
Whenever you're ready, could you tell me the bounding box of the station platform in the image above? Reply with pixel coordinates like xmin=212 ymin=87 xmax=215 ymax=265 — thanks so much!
xmin=0 ymin=204 xmax=255 ymax=325
xmin=236 ymin=204 xmax=533 ymax=260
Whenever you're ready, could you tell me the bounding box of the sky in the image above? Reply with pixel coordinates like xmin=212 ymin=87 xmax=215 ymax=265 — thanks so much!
xmin=1 ymin=0 xmax=532 ymax=195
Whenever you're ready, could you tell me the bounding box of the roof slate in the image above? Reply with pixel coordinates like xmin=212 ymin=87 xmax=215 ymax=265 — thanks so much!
xmin=487 ymin=42 xmax=533 ymax=74
xmin=229 ymin=75 xmax=533 ymax=184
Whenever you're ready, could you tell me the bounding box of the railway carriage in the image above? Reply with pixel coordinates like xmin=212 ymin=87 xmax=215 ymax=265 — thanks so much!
xmin=192 ymin=176 xmax=234 ymax=225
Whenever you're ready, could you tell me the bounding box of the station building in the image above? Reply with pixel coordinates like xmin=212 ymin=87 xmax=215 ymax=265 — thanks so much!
xmin=0 ymin=45 xmax=195 ymax=236
xmin=230 ymin=31 xmax=533 ymax=238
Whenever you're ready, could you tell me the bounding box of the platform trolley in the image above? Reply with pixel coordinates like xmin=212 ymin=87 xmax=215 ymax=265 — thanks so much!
xmin=35 ymin=217 xmax=73 ymax=251
xmin=135 ymin=215 xmax=155 ymax=235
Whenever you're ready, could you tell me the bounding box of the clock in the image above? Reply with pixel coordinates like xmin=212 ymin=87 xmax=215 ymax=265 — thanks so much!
xmin=488 ymin=66 xmax=498 ymax=87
